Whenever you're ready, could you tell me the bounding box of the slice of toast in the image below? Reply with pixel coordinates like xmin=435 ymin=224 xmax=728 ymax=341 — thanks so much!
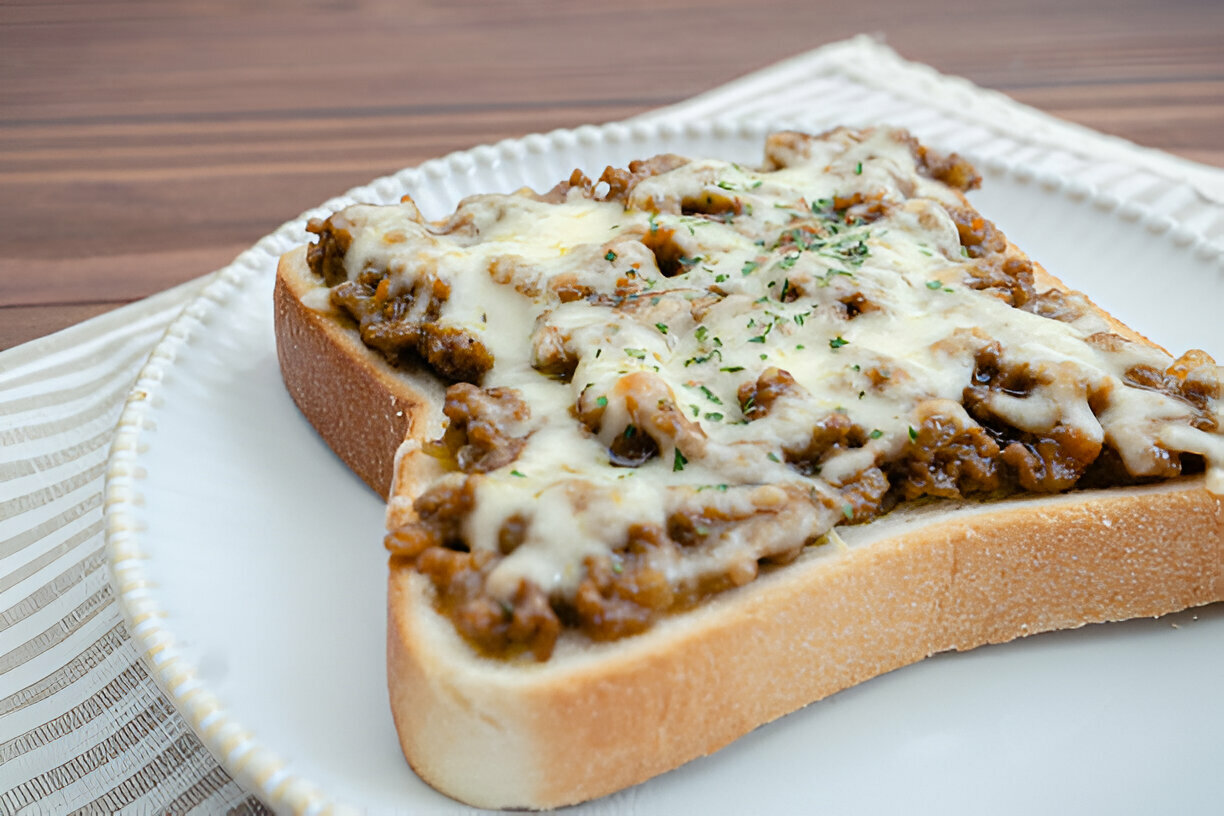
xmin=385 ymin=479 xmax=1220 ymax=809
xmin=274 ymin=126 xmax=1224 ymax=809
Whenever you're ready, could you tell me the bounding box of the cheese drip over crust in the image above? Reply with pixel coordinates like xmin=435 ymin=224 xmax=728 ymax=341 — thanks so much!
xmin=306 ymin=127 xmax=1224 ymax=660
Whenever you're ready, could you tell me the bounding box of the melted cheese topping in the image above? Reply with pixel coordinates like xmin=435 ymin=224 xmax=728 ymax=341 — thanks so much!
xmin=327 ymin=127 xmax=1224 ymax=603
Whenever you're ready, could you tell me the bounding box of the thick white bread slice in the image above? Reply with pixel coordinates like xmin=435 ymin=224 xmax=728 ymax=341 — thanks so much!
xmin=274 ymin=200 xmax=1223 ymax=809
xmin=389 ymin=479 xmax=1224 ymax=812
xmin=386 ymin=477 xmax=1222 ymax=809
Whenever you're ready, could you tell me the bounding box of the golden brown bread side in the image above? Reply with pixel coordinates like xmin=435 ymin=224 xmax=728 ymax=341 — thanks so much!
xmin=274 ymin=231 xmax=1223 ymax=809
xmin=274 ymin=246 xmax=445 ymax=498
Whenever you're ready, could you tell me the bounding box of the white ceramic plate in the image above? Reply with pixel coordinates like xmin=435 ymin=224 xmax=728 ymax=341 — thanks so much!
xmin=105 ymin=120 xmax=1224 ymax=815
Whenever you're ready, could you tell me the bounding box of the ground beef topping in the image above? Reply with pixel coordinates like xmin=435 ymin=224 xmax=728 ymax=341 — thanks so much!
xmin=435 ymin=384 xmax=531 ymax=473
xmin=894 ymin=400 xmax=1002 ymax=501
xmin=328 ymin=267 xmax=493 ymax=382
xmin=305 ymin=215 xmax=353 ymax=287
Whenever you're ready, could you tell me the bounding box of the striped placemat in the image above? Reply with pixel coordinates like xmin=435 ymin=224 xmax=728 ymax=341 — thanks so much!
xmin=2 ymin=35 xmax=1222 ymax=814
xmin=0 ymin=278 xmax=271 ymax=814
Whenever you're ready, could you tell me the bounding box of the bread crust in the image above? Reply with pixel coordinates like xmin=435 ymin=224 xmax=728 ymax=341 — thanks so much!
xmin=275 ymin=212 xmax=1222 ymax=809
xmin=274 ymin=247 xmax=445 ymax=498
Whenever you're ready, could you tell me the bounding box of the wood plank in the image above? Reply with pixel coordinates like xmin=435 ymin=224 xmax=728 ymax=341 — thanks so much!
xmin=3 ymin=2 xmax=1221 ymax=121
xmin=0 ymin=247 xmax=250 ymax=308
xmin=0 ymin=302 xmax=133 ymax=352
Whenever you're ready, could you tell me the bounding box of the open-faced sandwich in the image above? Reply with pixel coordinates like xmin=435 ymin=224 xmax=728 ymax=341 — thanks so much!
xmin=274 ymin=126 xmax=1224 ymax=809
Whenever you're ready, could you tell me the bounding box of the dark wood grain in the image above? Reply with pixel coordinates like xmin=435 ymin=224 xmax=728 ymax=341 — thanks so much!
xmin=3 ymin=0 xmax=1222 ymax=350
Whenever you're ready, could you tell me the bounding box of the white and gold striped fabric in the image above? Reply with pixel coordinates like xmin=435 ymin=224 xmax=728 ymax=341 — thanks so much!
xmin=1 ymin=280 xmax=269 ymax=814
xmin=2 ymin=36 xmax=1222 ymax=814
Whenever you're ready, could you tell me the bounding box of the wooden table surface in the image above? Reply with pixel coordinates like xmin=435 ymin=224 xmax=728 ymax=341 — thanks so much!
xmin=2 ymin=0 xmax=1222 ymax=352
